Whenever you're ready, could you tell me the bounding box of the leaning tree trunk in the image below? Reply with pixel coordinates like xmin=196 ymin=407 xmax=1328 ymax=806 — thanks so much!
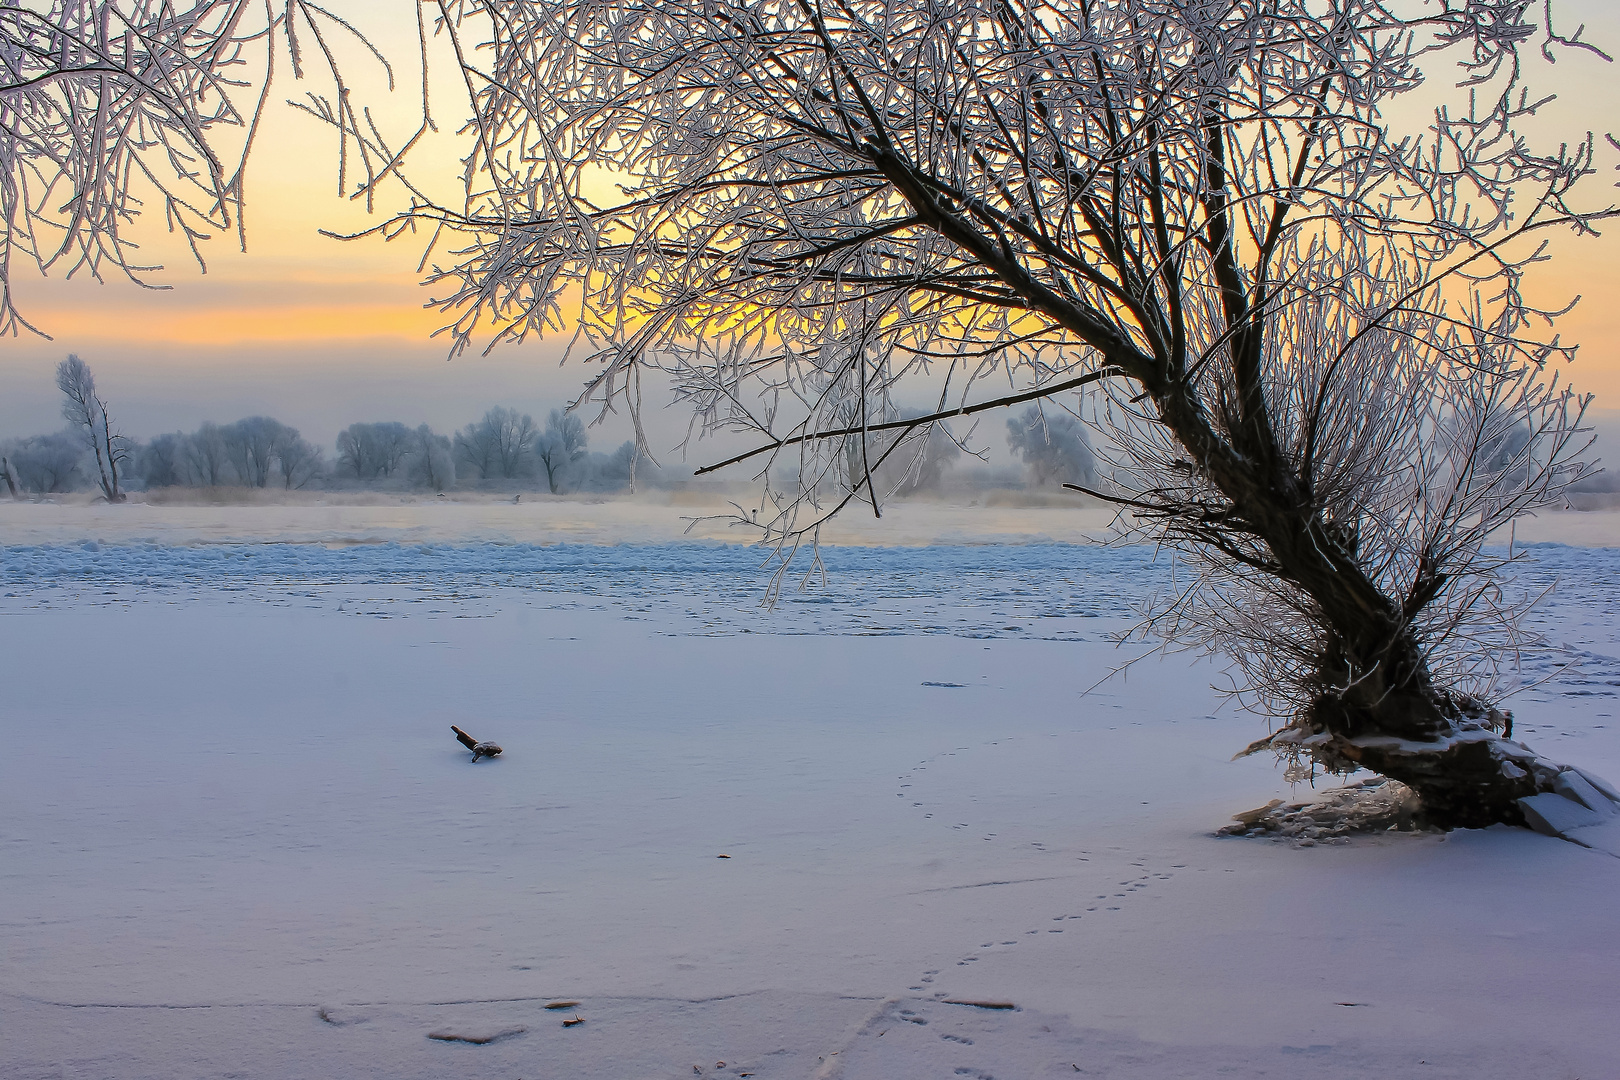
xmin=1151 ymin=381 xmax=1589 ymax=829
xmin=1238 ymin=541 xmax=1583 ymax=827
xmin=1271 ymin=508 xmax=1587 ymax=827
xmin=1296 ymin=627 xmax=1546 ymax=829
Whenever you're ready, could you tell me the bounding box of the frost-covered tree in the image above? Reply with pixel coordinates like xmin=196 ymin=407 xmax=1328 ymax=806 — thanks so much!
xmin=271 ymin=425 xmax=323 ymax=489
xmin=222 ymin=416 xmax=292 ymax=488
xmin=139 ymin=420 xmax=318 ymax=489
xmin=455 ymin=407 xmax=537 ymax=481
xmin=592 ymin=439 xmax=639 ymax=492
xmin=0 ymin=1 xmax=386 ymax=335
xmin=451 ymin=414 xmax=499 ymax=480
xmin=1007 ymin=405 xmax=1094 ymax=489
xmin=2 ymin=429 xmax=83 ymax=493
xmin=12 ymin=0 xmax=1619 ymax=825
xmin=185 ymin=421 xmax=233 ymax=487
xmin=336 ymin=421 xmax=413 ymax=481
xmin=56 ymin=355 xmax=128 ymax=501
xmin=329 ymin=0 xmax=1618 ymax=826
xmin=406 ymin=424 xmax=456 ymax=491
xmin=135 ymin=432 xmax=191 ymax=488
xmin=534 ymin=408 xmax=587 ymax=493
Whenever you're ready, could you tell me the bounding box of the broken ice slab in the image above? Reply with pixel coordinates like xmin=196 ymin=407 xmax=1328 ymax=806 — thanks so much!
xmin=1553 ymin=770 xmax=1618 ymax=816
xmin=1517 ymin=792 xmax=1608 ymax=838
xmin=1569 ymin=767 xmax=1620 ymax=805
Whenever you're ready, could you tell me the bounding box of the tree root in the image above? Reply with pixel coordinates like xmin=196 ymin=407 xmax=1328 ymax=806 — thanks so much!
xmin=1218 ymin=777 xmax=1432 ymax=844
xmin=1241 ymin=718 xmax=1620 ymax=835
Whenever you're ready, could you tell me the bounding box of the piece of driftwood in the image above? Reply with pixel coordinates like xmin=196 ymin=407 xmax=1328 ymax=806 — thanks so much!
xmin=451 ymin=725 xmax=502 ymax=762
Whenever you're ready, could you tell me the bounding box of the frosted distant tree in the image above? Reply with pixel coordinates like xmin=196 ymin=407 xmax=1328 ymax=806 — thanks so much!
xmin=494 ymin=408 xmax=540 ymax=479
xmin=534 ymin=409 xmax=587 ymax=493
xmin=892 ymin=415 xmax=961 ymax=494
xmin=407 ymin=424 xmax=456 ymax=491
xmin=336 ymin=421 xmax=413 ymax=481
xmin=866 ymin=411 xmax=960 ymax=495
xmin=135 ymin=432 xmax=191 ymax=488
xmin=1480 ymin=422 xmax=1534 ymax=483
xmin=141 ymin=420 xmax=317 ymax=489
xmin=1007 ymin=406 xmax=1095 ymax=489
xmin=2 ymin=429 xmax=82 ymax=493
xmin=455 ymin=407 xmax=537 ymax=481
xmin=326 ymin=0 xmax=1618 ymax=827
xmin=271 ymin=425 xmax=323 ymax=489
xmin=222 ymin=416 xmax=291 ymax=488
xmin=0 ymin=1 xmax=388 ymax=336
xmin=830 ymin=403 xmax=960 ymax=498
xmin=554 ymin=438 xmax=642 ymax=492
xmin=596 ymin=439 xmax=638 ymax=491
xmin=56 ymin=355 xmax=128 ymax=501
xmin=452 ymin=415 xmax=499 ymax=480
xmin=185 ymin=421 xmax=233 ymax=487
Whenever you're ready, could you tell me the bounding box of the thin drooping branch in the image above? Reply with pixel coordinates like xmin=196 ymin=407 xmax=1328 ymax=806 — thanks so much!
xmin=695 ymin=365 xmax=1122 ymax=475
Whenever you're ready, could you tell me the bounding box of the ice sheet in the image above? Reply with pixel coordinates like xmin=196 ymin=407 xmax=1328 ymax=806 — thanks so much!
xmin=2 ymin=535 xmax=1617 ymax=1079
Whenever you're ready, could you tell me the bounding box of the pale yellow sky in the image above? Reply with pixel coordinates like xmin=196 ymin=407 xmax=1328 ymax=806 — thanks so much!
xmin=1 ymin=1 xmax=1618 ymax=453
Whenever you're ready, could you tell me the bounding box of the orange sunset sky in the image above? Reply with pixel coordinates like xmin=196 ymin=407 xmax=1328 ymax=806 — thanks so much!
xmin=2 ymin=1 xmax=1619 ymax=461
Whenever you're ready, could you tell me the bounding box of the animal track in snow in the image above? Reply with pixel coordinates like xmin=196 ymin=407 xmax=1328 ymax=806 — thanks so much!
xmin=906 ymin=860 xmax=1181 ymax=1005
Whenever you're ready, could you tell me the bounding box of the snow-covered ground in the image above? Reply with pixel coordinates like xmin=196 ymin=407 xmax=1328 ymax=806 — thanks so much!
xmin=3 ymin=504 xmax=1619 ymax=1079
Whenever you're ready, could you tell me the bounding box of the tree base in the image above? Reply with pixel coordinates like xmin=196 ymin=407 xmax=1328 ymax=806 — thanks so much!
xmin=1245 ymin=710 xmax=1620 ymax=833
xmin=1323 ymin=725 xmax=1620 ymax=833
xmin=1218 ymin=776 xmax=1429 ymax=842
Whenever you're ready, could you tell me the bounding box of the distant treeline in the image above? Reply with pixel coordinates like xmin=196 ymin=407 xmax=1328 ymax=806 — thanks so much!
xmin=3 ymin=356 xmax=1103 ymax=499
xmin=2 ymin=403 xmax=638 ymax=496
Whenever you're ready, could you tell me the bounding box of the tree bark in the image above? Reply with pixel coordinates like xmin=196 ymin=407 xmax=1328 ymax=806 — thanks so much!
xmin=1150 ymin=387 xmax=1559 ymax=827
xmin=1323 ymin=722 xmax=1543 ymax=829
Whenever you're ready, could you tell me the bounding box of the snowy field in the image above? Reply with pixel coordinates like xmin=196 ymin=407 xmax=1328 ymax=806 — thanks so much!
xmin=3 ymin=501 xmax=1620 ymax=1079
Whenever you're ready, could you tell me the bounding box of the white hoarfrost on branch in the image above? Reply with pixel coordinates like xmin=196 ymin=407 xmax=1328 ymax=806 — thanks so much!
xmin=55 ymin=353 xmax=128 ymax=501
xmin=0 ymin=0 xmax=388 ymax=335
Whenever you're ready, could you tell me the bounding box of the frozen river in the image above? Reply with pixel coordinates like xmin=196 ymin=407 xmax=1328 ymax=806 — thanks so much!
xmin=3 ymin=523 xmax=1618 ymax=1079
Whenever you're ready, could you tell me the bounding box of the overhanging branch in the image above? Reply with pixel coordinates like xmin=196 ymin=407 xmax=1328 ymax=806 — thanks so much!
xmin=695 ymin=365 xmax=1125 ymax=476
